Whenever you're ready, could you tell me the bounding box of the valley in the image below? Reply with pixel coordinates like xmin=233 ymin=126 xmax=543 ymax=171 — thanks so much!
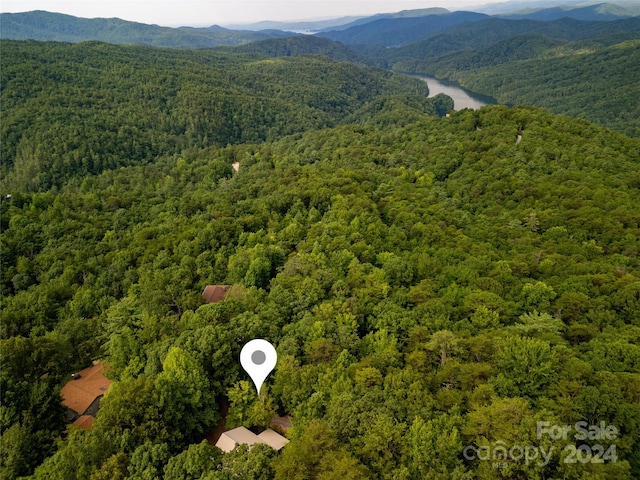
xmin=1 ymin=2 xmax=639 ymax=479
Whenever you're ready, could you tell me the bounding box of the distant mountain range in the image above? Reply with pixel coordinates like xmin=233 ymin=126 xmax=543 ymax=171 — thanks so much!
xmin=316 ymin=3 xmax=638 ymax=47
xmin=382 ymin=16 xmax=640 ymax=58
xmin=503 ymin=2 xmax=640 ymax=21
xmin=478 ymin=0 xmax=640 ymax=16
xmin=313 ymin=8 xmax=451 ymax=33
xmin=318 ymin=11 xmax=489 ymax=47
xmin=1 ymin=4 xmax=637 ymax=49
xmin=0 ymin=10 xmax=293 ymax=48
xmin=223 ymin=16 xmax=367 ymax=33
xmin=225 ymin=8 xmax=450 ymax=33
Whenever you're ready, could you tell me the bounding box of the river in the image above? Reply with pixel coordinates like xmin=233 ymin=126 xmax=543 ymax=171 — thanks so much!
xmin=414 ymin=75 xmax=497 ymax=110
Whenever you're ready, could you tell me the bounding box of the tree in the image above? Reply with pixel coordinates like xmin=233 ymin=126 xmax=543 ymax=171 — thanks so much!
xmin=155 ymin=347 xmax=218 ymax=444
xmin=32 ymin=429 xmax=115 ymax=480
xmin=127 ymin=442 xmax=170 ymax=480
xmin=316 ymin=449 xmax=371 ymax=480
xmin=470 ymin=305 xmax=500 ymax=331
xmin=226 ymin=381 xmax=275 ymax=429
xmin=491 ymin=336 xmax=558 ymax=399
xmin=521 ymin=282 xmax=556 ymax=313
xmin=427 ymin=330 xmax=460 ymax=367
xmin=89 ymin=452 xmax=129 ymax=480
xmin=405 ymin=414 xmax=470 ymax=479
xmin=510 ymin=311 xmax=565 ymax=338
xmin=164 ymin=441 xmax=221 ymax=480
xmin=273 ymin=419 xmax=339 ymax=480
xmin=0 ymin=421 xmax=36 ymax=480
xmin=211 ymin=443 xmax=275 ymax=480
xmin=352 ymin=412 xmax=405 ymax=476
xmin=93 ymin=375 xmax=167 ymax=447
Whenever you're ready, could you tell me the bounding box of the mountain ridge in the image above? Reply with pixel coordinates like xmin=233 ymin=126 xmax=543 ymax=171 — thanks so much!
xmin=384 ymin=16 xmax=640 ymax=58
xmin=503 ymin=2 xmax=639 ymax=21
xmin=318 ymin=11 xmax=488 ymax=47
xmin=0 ymin=10 xmax=293 ymax=47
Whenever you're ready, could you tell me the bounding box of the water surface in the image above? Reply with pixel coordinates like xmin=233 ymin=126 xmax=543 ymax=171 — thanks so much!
xmin=416 ymin=75 xmax=497 ymax=110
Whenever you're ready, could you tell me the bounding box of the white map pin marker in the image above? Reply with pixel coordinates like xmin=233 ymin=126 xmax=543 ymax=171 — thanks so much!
xmin=240 ymin=339 xmax=277 ymax=395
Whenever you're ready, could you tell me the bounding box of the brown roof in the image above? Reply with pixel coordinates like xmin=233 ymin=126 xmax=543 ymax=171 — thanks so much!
xmin=73 ymin=415 xmax=94 ymax=429
xmin=202 ymin=285 xmax=231 ymax=304
xmin=61 ymin=362 xmax=111 ymax=415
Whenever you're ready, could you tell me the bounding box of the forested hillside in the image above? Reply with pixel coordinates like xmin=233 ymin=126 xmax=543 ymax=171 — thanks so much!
xmin=232 ymin=35 xmax=371 ymax=65
xmin=403 ymin=39 xmax=640 ymax=138
xmin=382 ymin=17 xmax=640 ymax=59
xmin=0 ymin=40 xmax=438 ymax=191
xmin=1 ymin=38 xmax=640 ymax=479
xmin=380 ymin=17 xmax=640 ymax=137
xmin=0 ymin=11 xmax=292 ymax=47
xmin=5 ymin=9 xmax=640 ymax=138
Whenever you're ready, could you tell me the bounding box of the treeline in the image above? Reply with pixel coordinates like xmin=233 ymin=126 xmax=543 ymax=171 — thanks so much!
xmin=1 ymin=100 xmax=639 ymax=478
xmin=0 ymin=40 xmax=437 ymax=191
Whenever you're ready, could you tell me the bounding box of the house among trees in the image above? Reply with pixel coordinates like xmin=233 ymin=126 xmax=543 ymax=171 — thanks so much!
xmin=215 ymin=427 xmax=289 ymax=453
xmin=202 ymin=285 xmax=231 ymax=304
xmin=60 ymin=362 xmax=111 ymax=429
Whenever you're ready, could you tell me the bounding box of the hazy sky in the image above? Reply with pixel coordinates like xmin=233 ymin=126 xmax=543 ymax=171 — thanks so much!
xmin=0 ymin=1 xmax=507 ymax=26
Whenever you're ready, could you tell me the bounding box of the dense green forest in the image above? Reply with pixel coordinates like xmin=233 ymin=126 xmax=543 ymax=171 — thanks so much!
xmin=403 ymin=39 xmax=640 ymax=138
xmin=4 ymin=9 xmax=640 ymax=139
xmin=0 ymin=40 xmax=446 ymax=191
xmin=379 ymin=18 xmax=640 ymax=137
xmin=2 ymin=38 xmax=640 ymax=480
xmin=232 ymin=36 xmax=372 ymax=66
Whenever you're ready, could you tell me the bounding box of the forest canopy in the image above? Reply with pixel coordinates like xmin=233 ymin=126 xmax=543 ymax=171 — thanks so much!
xmin=378 ymin=17 xmax=640 ymax=138
xmin=0 ymin=40 xmax=438 ymax=191
xmin=1 ymin=38 xmax=640 ymax=480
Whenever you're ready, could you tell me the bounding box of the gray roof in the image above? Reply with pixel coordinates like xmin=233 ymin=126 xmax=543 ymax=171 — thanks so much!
xmin=215 ymin=426 xmax=289 ymax=453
